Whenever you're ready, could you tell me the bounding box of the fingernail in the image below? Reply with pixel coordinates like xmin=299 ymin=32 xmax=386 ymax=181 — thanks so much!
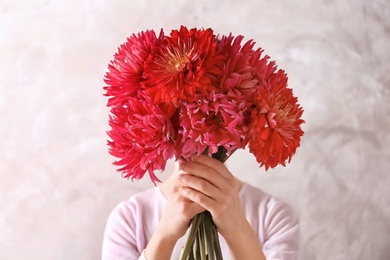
xmin=179 ymin=161 xmax=186 ymax=170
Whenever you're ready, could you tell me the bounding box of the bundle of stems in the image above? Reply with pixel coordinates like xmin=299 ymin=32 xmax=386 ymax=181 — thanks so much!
xmin=180 ymin=211 xmax=222 ymax=260
xmin=180 ymin=147 xmax=234 ymax=260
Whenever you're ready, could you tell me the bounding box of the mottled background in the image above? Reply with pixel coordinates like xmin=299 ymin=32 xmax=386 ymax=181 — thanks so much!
xmin=1 ymin=0 xmax=389 ymax=259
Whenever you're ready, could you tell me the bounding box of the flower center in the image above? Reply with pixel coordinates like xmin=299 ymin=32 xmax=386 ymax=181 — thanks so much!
xmin=206 ymin=113 xmax=223 ymax=127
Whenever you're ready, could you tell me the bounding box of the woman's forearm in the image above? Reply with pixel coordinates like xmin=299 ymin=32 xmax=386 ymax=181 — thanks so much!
xmin=223 ymin=219 xmax=266 ymax=260
xmin=144 ymin=227 xmax=178 ymax=260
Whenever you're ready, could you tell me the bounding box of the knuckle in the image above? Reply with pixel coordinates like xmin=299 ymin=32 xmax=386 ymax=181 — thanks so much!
xmin=196 ymin=194 xmax=208 ymax=204
xmin=198 ymin=179 xmax=208 ymax=190
xmin=204 ymin=168 xmax=215 ymax=177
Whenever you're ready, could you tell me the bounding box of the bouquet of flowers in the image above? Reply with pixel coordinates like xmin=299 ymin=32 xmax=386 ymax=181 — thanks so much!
xmin=104 ymin=26 xmax=304 ymax=260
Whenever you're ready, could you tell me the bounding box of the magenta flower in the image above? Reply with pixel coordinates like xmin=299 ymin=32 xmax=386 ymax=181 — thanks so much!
xmin=177 ymin=90 xmax=249 ymax=160
xmin=104 ymin=30 xmax=164 ymax=107
xmin=107 ymin=98 xmax=176 ymax=184
xmin=218 ymin=34 xmax=271 ymax=101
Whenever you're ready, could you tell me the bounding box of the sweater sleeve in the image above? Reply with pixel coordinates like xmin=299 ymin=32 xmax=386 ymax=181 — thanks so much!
xmin=101 ymin=201 xmax=145 ymax=260
xmin=261 ymin=198 xmax=299 ymax=260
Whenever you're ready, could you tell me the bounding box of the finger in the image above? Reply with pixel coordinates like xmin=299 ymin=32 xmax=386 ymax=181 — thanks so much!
xmin=182 ymin=200 xmax=205 ymax=220
xmin=191 ymin=154 xmax=234 ymax=180
xmin=179 ymin=162 xmax=224 ymax=190
xmin=179 ymin=186 xmax=215 ymax=211
xmin=178 ymin=173 xmax=220 ymax=199
xmin=169 ymin=187 xmax=205 ymax=220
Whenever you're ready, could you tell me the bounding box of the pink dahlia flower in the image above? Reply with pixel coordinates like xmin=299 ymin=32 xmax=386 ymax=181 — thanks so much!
xmin=218 ymin=34 xmax=272 ymax=101
xmin=104 ymin=29 xmax=164 ymax=107
xmin=107 ymin=98 xmax=175 ymax=184
xmin=178 ymin=90 xmax=249 ymax=160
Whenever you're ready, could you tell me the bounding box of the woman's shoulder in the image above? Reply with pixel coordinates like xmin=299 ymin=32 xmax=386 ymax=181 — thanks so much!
xmin=240 ymin=182 xmax=297 ymax=219
xmin=109 ymin=186 xmax=165 ymax=219
xmin=239 ymin=182 xmax=274 ymax=204
xmin=128 ymin=186 xmax=164 ymax=204
xmin=240 ymin=183 xmax=299 ymax=247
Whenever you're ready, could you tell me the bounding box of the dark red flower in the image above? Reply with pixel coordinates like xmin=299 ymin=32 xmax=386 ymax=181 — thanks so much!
xmin=249 ymin=87 xmax=304 ymax=170
xmin=104 ymin=29 xmax=164 ymax=107
xmin=143 ymin=26 xmax=224 ymax=106
xmin=107 ymin=98 xmax=176 ymax=184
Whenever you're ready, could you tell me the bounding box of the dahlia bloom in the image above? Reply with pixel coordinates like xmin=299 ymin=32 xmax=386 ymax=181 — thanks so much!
xmin=107 ymin=98 xmax=176 ymax=184
xmin=249 ymin=86 xmax=304 ymax=170
xmin=218 ymin=34 xmax=271 ymax=101
xmin=104 ymin=30 xmax=164 ymax=107
xmin=177 ymin=90 xmax=249 ymax=160
xmin=143 ymin=26 xmax=224 ymax=106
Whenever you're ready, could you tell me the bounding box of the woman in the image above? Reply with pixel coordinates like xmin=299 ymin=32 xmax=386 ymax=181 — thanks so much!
xmin=102 ymin=154 xmax=299 ymax=259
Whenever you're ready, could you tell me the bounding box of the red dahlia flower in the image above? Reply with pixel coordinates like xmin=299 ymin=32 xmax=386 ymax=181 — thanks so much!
xmin=107 ymin=98 xmax=176 ymax=184
xmin=143 ymin=26 xmax=224 ymax=106
xmin=104 ymin=29 xmax=164 ymax=107
xmin=249 ymin=87 xmax=304 ymax=170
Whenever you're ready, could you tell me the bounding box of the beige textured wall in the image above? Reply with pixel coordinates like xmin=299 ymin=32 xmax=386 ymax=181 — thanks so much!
xmin=1 ymin=1 xmax=389 ymax=259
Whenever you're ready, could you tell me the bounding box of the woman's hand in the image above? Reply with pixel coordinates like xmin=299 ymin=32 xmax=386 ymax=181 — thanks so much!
xmin=178 ymin=154 xmax=266 ymax=260
xmin=144 ymin=170 xmax=205 ymax=260
xmin=157 ymin=175 xmax=205 ymax=241
xmin=146 ymin=154 xmax=266 ymax=260
xmin=177 ymin=154 xmax=245 ymax=238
